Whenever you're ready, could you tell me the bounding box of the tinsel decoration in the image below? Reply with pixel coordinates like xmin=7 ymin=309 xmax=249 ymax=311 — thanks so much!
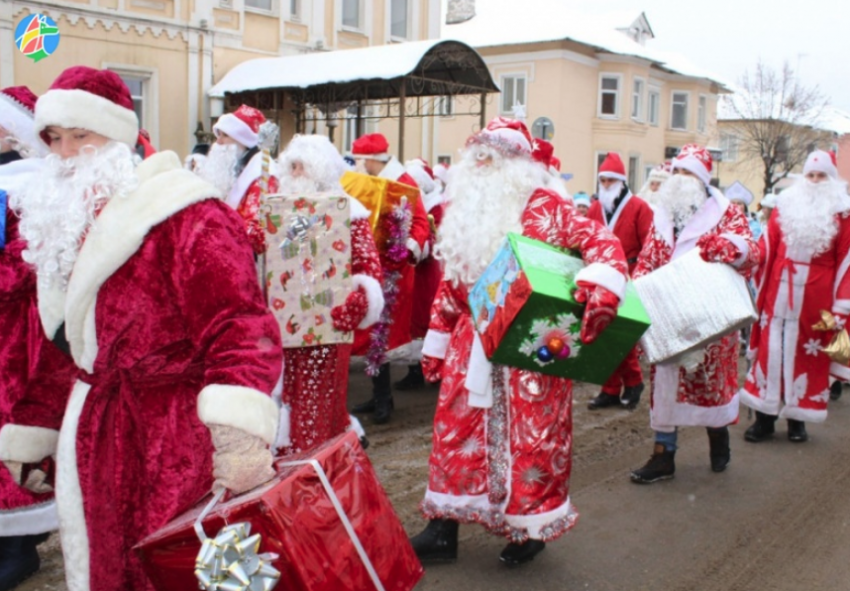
xmin=365 ymin=198 xmax=412 ymax=376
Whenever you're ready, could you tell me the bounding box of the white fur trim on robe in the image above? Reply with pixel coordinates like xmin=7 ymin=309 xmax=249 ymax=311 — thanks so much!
xmin=0 ymin=499 xmax=58 ymax=536
xmin=352 ymin=274 xmax=384 ymax=329
xmin=61 ymin=151 xmax=219 ymax=372
xmin=575 ymin=263 xmax=626 ymax=301
xmin=465 ymin=333 xmax=493 ymax=409
xmin=198 ymin=384 xmax=280 ymax=445
xmin=273 ymin=403 xmax=292 ymax=451
xmin=377 ymin=157 xmax=406 ymax=183
xmin=0 ymin=424 xmax=59 ymax=462
xmin=349 ymin=195 xmax=371 ymax=220
xmin=504 ymin=498 xmax=578 ymax=540
xmin=651 ymin=363 xmax=739 ymax=432
xmin=406 ymin=237 xmax=423 ymax=263
xmin=422 ymin=330 xmax=451 ymax=359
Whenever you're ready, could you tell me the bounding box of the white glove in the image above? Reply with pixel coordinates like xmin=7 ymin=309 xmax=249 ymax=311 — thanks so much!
xmin=210 ymin=425 xmax=275 ymax=494
xmin=3 ymin=460 xmax=54 ymax=493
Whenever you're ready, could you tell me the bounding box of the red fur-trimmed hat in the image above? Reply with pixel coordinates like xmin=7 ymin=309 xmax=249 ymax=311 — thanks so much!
xmin=598 ymin=152 xmax=627 ymax=181
xmin=467 ymin=117 xmax=533 ymax=158
xmin=35 ymin=66 xmax=139 ymax=146
xmin=0 ymin=86 xmax=43 ymax=155
xmin=213 ymin=104 xmax=266 ymax=149
xmin=351 ymin=133 xmax=391 ymax=161
xmin=672 ymin=144 xmax=713 ymax=186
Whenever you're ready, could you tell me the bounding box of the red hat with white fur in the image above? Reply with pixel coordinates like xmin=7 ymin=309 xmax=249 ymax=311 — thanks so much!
xmin=467 ymin=117 xmax=533 ymax=158
xmin=598 ymin=152 xmax=627 ymax=181
xmin=213 ymin=104 xmax=266 ymax=149
xmin=35 ymin=66 xmax=139 ymax=147
xmin=0 ymin=86 xmax=43 ymax=156
xmin=672 ymin=144 xmax=713 ymax=186
xmin=803 ymin=149 xmax=838 ymax=179
xmin=351 ymin=133 xmax=391 ymax=162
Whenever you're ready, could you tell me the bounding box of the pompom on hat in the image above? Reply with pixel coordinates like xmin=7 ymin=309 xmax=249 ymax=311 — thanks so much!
xmin=35 ymin=66 xmax=139 ymax=147
xmin=598 ymin=152 xmax=627 ymax=181
xmin=0 ymin=86 xmax=44 ymax=156
xmin=672 ymin=144 xmax=713 ymax=186
xmin=213 ymin=104 xmax=267 ymax=149
xmin=802 ymin=149 xmax=838 ymax=179
xmin=351 ymin=133 xmax=391 ymax=162
xmin=466 ymin=117 xmax=533 ymax=158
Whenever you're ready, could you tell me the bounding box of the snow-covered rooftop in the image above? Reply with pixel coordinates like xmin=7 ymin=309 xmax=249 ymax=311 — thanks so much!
xmin=718 ymin=92 xmax=850 ymax=135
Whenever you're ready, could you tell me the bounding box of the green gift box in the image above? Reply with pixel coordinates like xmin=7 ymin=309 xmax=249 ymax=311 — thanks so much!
xmin=468 ymin=233 xmax=650 ymax=385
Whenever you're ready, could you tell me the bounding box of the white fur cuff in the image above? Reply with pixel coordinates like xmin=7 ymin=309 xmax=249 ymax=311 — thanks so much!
xmin=575 ymin=263 xmax=627 ymax=301
xmin=422 ymin=330 xmax=451 ymax=359
xmin=406 ymin=237 xmax=423 ymax=263
xmin=352 ymin=274 xmax=385 ymax=329
xmin=0 ymin=425 xmax=59 ymax=462
xmin=198 ymin=385 xmax=280 ymax=445
xmin=721 ymin=233 xmax=749 ymax=268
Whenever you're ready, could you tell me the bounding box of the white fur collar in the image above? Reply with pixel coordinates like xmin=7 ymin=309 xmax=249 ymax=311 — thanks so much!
xmin=62 ymin=151 xmax=218 ymax=372
xmin=378 ymin=157 xmax=406 ymax=183
xmin=654 ymin=187 xmax=730 ymax=260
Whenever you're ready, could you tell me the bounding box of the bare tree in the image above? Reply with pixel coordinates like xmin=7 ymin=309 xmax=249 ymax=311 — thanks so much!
xmin=446 ymin=0 xmax=475 ymax=24
xmin=722 ymin=60 xmax=830 ymax=196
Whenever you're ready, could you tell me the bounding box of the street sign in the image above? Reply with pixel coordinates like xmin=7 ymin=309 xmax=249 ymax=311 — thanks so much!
xmin=531 ymin=116 xmax=555 ymax=141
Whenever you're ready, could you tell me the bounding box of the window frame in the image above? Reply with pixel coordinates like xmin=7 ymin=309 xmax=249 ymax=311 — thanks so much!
xmin=697 ymin=94 xmax=707 ymax=133
xmin=341 ymin=0 xmax=362 ymax=31
xmin=389 ymin=0 xmax=411 ymax=40
xmin=435 ymin=95 xmax=454 ymax=118
xmin=105 ymin=64 xmax=158 ymax=147
xmin=244 ymin=0 xmax=276 ymax=14
xmin=289 ymin=0 xmax=301 ymax=20
xmin=631 ymin=77 xmax=645 ymax=122
xmin=598 ymin=73 xmax=622 ymax=119
xmin=628 ymin=154 xmax=640 ymax=189
xmin=500 ymin=74 xmax=527 ymax=116
xmin=670 ymin=90 xmax=690 ymax=131
xmin=647 ymin=86 xmax=660 ymax=126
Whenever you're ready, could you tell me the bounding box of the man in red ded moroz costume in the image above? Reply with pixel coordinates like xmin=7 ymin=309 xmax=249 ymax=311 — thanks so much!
xmin=741 ymin=150 xmax=850 ymax=443
xmin=349 ymin=132 xmax=430 ymax=423
xmin=410 ymin=117 xmax=628 ymax=567
xmin=586 ymin=152 xmax=654 ymax=410
xmin=0 ymin=85 xmax=78 ymax=589
xmin=0 ymin=66 xmax=283 ymax=591
xmin=196 ymin=104 xmax=279 ymax=255
xmin=629 ymin=144 xmax=758 ymax=484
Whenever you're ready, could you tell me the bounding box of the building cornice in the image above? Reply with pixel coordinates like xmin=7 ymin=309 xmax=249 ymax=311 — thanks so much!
xmin=483 ymin=48 xmax=599 ymax=69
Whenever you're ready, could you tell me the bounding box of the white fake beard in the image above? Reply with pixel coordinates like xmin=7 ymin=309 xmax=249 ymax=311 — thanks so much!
xmin=278 ymin=136 xmax=346 ymax=194
xmin=435 ymin=145 xmax=545 ymax=287
xmin=777 ymin=178 xmax=850 ymax=259
xmin=598 ymin=181 xmax=623 ymax=212
xmin=11 ymin=141 xmax=139 ymax=290
xmin=638 ymin=181 xmax=663 ymax=206
xmin=196 ymin=143 xmax=242 ymax=197
xmin=655 ymin=174 xmax=708 ymax=232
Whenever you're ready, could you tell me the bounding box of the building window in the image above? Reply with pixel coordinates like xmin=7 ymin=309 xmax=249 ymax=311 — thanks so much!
xmin=598 ymin=74 xmax=620 ymax=118
xmin=595 ymin=152 xmax=608 ymax=179
xmin=628 ymin=155 xmax=640 ymax=188
xmin=500 ymin=75 xmax=526 ymax=115
xmin=289 ymin=0 xmax=300 ymax=19
xmin=435 ymin=95 xmax=453 ymax=117
xmin=437 ymin=155 xmax=451 ymax=166
xmin=390 ymin=0 xmax=409 ymax=39
xmin=342 ymin=0 xmax=360 ymax=28
xmin=671 ymin=91 xmax=689 ymax=130
xmin=720 ymin=132 xmax=739 ymax=162
xmin=631 ymin=78 xmax=644 ymax=121
xmin=245 ymin=0 xmax=272 ymax=10
xmin=644 ymin=164 xmax=655 ymax=185
xmin=648 ymin=87 xmax=660 ymax=126
xmin=698 ymin=94 xmax=707 ymax=133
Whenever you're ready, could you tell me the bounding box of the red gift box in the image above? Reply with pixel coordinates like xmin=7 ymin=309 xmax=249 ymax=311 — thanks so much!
xmin=134 ymin=431 xmax=423 ymax=591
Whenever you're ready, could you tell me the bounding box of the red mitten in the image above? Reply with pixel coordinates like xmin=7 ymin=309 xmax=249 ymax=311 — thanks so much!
xmin=574 ymin=281 xmax=619 ymax=344
xmin=421 ymin=354 xmax=444 ymax=383
xmin=697 ymin=234 xmax=740 ymax=264
xmin=331 ymin=288 xmax=369 ymax=332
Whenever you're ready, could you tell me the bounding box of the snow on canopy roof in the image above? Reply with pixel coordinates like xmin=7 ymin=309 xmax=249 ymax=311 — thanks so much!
xmin=209 ymin=38 xmax=497 ymax=99
xmin=441 ymin=1 xmax=729 ymax=89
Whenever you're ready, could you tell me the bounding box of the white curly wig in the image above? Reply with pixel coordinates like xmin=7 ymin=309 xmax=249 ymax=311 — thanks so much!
xmin=278 ymin=134 xmax=345 ymax=193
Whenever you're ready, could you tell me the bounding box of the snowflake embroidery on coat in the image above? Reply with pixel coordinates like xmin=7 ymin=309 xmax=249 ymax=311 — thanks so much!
xmin=803 ymin=338 xmax=822 ymax=356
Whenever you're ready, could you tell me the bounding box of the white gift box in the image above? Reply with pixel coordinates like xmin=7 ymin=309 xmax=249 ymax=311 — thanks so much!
xmin=634 ymin=249 xmax=757 ymax=364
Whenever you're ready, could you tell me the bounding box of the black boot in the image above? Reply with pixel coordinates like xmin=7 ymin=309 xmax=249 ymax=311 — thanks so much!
xmin=630 ymin=443 xmax=675 ymax=484
xmin=744 ymin=411 xmax=777 ymax=442
xmin=830 ymin=380 xmax=843 ymax=401
xmin=410 ymin=519 xmax=458 ymax=563
xmin=0 ymin=535 xmax=42 ymax=591
xmin=394 ymin=364 xmax=425 ymax=391
xmin=499 ymin=539 xmax=546 ymax=567
xmin=707 ymin=426 xmax=731 ymax=473
xmin=588 ymin=392 xmax=621 ymax=410
xmin=787 ymin=419 xmax=809 ymax=443
xmin=620 ymin=383 xmax=645 ymax=409
xmin=351 ymin=398 xmax=376 ymax=414
xmin=372 ymin=363 xmax=394 ymax=425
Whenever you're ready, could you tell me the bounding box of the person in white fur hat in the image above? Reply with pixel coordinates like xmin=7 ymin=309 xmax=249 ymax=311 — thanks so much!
xmin=630 ymin=143 xmax=759 ymax=484
xmin=741 ymin=149 xmax=850 ymax=443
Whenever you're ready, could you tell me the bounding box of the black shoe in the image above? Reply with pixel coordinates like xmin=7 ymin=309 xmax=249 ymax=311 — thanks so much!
xmin=588 ymin=392 xmax=621 ymax=410
xmin=830 ymin=381 xmax=843 ymax=401
xmin=410 ymin=519 xmax=458 ymax=563
xmin=707 ymin=427 xmax=730 ymax=473
xmin=394 ymin=365 xmax=425 ymax=391
xmin=744 ymin=411 xmax=777 ymax=442
xmin=358 ymin=435 xmax=370 ymax=450
xmin=620 ymin=383 xmax=645 ymax=409
xmin=499 ymin=540 xmax=546 ymax=567
xmin=630 ymin=444 xmax=675 ymax=484
xmin=372 ymin=396 xmax=394 ymax=424
xmin=0 ymin=536 xmax=41 ymax=591
xmin=352 ymin=398 xmax=376 ymax=414
xmin=787 ymin=419 xmax=808 ymax=443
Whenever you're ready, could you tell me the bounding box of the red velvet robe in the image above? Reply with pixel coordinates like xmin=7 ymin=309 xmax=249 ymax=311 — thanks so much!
xmin=411 ymin=196 xmax=445 ymax=342
xmin=0 ymin=152 xmax=283 ymax=591
xmin=741 ymin=206 xmax=850 ymax=422
xmin=280 ymin=198 xmax=383 ymax=454
xmin=633 ymin=189 xmax=758 ymax=432
xmin=0 ymin=205 xmax=76 ymax=536
xmin=420 ymin=188 xmax=628 ymax=542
